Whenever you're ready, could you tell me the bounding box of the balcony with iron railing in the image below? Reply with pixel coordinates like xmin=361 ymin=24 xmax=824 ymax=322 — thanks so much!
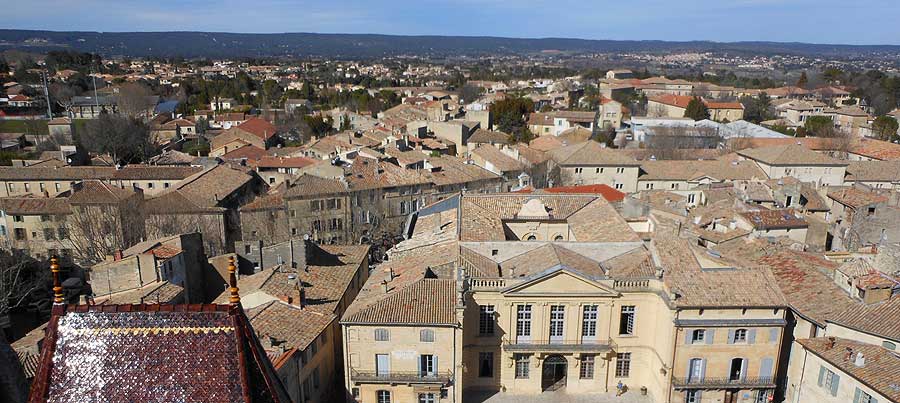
xmin=503 ymin=338 xmax=617 ymax=353
xmin=350 ymin=369 xmax=453 ymax=385
xmin=672 ymin=376 xmax=776 ymax=389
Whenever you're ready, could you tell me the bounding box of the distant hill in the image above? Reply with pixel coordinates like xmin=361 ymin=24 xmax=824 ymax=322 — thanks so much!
xmin=1 ymin=29 xmax=898 ymax=59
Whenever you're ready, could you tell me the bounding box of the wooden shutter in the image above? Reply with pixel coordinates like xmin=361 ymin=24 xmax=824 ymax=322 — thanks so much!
xmin=748 ymin=329 xmax=757 ymax=344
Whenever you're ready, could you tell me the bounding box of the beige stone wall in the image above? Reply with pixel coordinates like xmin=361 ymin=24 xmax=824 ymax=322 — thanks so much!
xmin=750 ymin=161 xmax=846 ymax=187
xmin=557 ymin=166 xmax=639 ymax=193
xmin=786 ymin=341 xmax=889 ymax=403
xmin=503 ymin=222 xmax=573 ymax=242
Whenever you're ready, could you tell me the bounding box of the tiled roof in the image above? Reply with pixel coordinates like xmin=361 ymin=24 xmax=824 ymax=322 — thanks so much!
xmin=737 ymin=144 xmax=847 ymax=166
xmin=92 ymin=281 xmax=185 ymax=305
xmin=547 ymin=141 xmax=640 ymax=166
xmin=828 ymin=297 xmax=900 ymax=342
xmin=471 ymin=144 xmax=525 ymax=173
xmin=655 ymin=231 xmax=787 ymax=308
xmin=143 ymin=190 xmax=225 ymax=215
xmin=458 ymin=194 xmax=638 ymax=242
xmin=27 ymin=304 xmax=291 ymax=403
xmin=236 ymin=118 xmax=278 ymax=140
xmin=0 ymin=166 xmax=200 ymax=181
xmin=343 ymin=278 xmax=457 ymax=325
xmin=468 ymin=129 xmax=511 ymax=144
xmin=797 ymin=338 xmax=900 ymax=402
xmin=827 ymin=187 xmax=889 ymax=210
xmin=246 ymin=300 xmax=335 ymax=352
xmin=424 ymin=155 xmax=499 ymax=186
xmin=345 ymin=157 xmax=431 ymax=191
xmin=69 ymin=180 xmax=139 ymax=204
xmin=0 ymin=197 xmax=71 ymax=215
xmin=256 ymin=156 xmax=317 ymax=169
xmin=173 ymin=165 xmax=255 ymax=208
xmin=738 ymin=209 xmax=808 ymax=230
xmin=639 ymin=159 xmax=767 ymax=181
xmin=222 ymin=145 xmax=269 ymax=162
xmin=846 ymin=160 xmax=900 ymax=182
xmin=281 ymin=174 xmax=348 ymax=199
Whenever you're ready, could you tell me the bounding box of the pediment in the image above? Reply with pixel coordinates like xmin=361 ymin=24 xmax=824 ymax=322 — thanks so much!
xmin=501 ymin=267 xmax=619 ymax=297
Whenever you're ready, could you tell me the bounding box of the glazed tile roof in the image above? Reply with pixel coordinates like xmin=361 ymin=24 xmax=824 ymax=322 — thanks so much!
xmin=797 ymin=338 xmax=900 ymax=402
xmin=27 ymin=304 xmax=291 ymax=403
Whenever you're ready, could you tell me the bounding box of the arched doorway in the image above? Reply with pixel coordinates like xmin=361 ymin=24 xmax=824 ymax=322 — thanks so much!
xmin=541 ymin=355 xmax=567 ymax=391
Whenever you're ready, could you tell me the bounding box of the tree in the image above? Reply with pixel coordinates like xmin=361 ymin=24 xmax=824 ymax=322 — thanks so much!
xmin=0 ymin=252 xmax=50 ymax=325
xmin=303 ymin=115 xmax=332 ymax=138
xmin=683 ymin=97 xmax=710 ymax=121
xmin=460 ymin=84 xmax=483 ymax=104
xmin=740 ymin=93 xmax=772 ymax=124
xmin=796 ymin=72 xmax=809 ymax=89
xmin=79 ymin=114 xmax=155 ymax=164
xmin=872 ymin=116 xmax=899 ymax=141
xmin=493 ymin=96 xmax=534 ymax=137
xmin=116 ymin=82 xmax=156 ymax=118
xmin=804 ymin=116 xmax=836 ymax=137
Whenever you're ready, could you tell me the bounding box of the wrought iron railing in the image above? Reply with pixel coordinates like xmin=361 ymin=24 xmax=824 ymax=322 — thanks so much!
xmin=503 ymin=338 xmax=616 ymax=352
xmin=350 ymin=369 xmax=452 ymax=384
xmin=672 ymin=376 xmax=776 ymax=389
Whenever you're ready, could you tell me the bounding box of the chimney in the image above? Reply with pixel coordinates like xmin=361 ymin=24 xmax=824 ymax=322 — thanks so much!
xmin=825 ymin=337 xmax=836 ymax=350
xmin=854 ymin=352 xmax=866 ymax=367
xmin=299 ymin=286 xmax=306 ymax=308
xmin=113 ymin=249 xmax=123 ymax=261
xmin=381 ymin=279 xmax=389 ymax=294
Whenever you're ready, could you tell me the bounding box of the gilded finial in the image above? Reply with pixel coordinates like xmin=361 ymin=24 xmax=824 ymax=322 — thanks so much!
xmin=228 ymin=255 xmax=240 ymax=305
xmin=51 ymin=256 xmax=64 ymax=304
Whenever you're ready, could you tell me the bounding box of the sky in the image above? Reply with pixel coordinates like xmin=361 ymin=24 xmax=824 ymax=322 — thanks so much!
xmin=5 ymin=0 xmax=900 ymax=45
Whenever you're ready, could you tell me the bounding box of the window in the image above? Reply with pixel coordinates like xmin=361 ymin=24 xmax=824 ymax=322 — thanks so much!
xmin=13 ymin=215 xmax=23 ymax=223
xmin=55 ymin=183 xmax=61 ymax=192
xmin=525 ymin=234 xmax=537 ymax=241
xmin=882 ymin=341 xmax=896 ymax=350
xmin=57 ymin=227 xmax=68 ymax=240
xmin=553 ymin=234 xmax=564 ymax=241
xmin=43 ymin=228 xmax=55 ymax=240
xmin=580 ymin=355 xmax=595 ymax=379
xmin=619 ymin=306 xmax=635 ymax=335
xmin=310 ymin=200 xmax=322 ymax=211
xmin=819 ymin=366 xmax=839 ymax=396
xmin=615 ymin=183 xmax=624 ymax=190
xmin=582 ymin=305 xmax=598 ymax=339
xmin=374 ymin=328 xmax=390 ymax=341
xmin=376 ymin=354 xmax=390 ymax=376
xmin=244 ymin=244 xmax=252 ymax=254
xmin=514 ymin=354 xmax=530 ymax=378
xmin=479 ymin=305 xmax=495 ymax=336
xmin=730 ymin=358 xmax=746 ymax=381
xmin=616 ymin=167 xmax=625 ymax=174
xmin=478 ymin=352 xmax=493 ymax=378
xmin=688 ymin=358 xmax=703 ymax=381
xmin=418 ymin=393 xmax=435 ymax=403
xmin=420 ymin=329 xmax=434 ymax=342
xmin=549 ymin=305 xmax=565 ymax=341
xmin=691 ymin=329 xmax=705 ymax=344
xmin=516 ymin=305 xmax=532 ymax=340
xmin=732 ymin=329 xmax=748 ymax=343
xmin=147 ymin=182 xmax=154 ymax=189
xmin=595 ymin=168 xmax=601 ymax=173
xmin=419 ymin=354 xmax=435 ymax=377
xmin=854 ymin=388 xmax=876 ymax=403
xmin=615 ymin=352 xmax=631 ymax=377
xmin=685 ymin=390 xmax=700 ymax=403
xmin=14 ymin=228 xmax=26 ymax=241
xmin=376 ymin=390 xmax=391 ymax=403
xmin=575 ymin=167 xmax=583 ymax=174
xmin=646 ymin=183 xmax=654 ymax=189
xmin=40 ymin=215 xmax=50 ymax=222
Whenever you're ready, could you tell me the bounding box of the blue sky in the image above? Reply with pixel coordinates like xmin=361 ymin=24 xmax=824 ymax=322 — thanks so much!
xmin=6 ymin=0 xmax=900 ymax=45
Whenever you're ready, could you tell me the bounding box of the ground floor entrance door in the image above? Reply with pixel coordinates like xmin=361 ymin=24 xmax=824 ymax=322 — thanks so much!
xmin=541 ymin=355 xmax=567 ymax=391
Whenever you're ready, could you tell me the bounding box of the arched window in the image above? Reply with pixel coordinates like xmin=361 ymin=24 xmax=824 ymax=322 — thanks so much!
xmin=420 ymin=329 xmax=434 ymax=342
xmin=525 ymin=233 xmax=537 ymax=241
xmin=553 ymin=234 xmax=564 ymax=241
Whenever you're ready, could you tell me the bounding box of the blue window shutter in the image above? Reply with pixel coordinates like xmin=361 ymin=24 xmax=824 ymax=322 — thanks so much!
xmin=770 ymin=328 xmax=779 ymax=344
xmin=727 ymin=329 xmax=735 ymax=344
xmin=741 ymin=359 xmax=748 ymax=380
xmin=417 ymin=355 xmax=422 ymax=375
xmin=831 ymin=373 xmax=840 ymax=396
xmin=760 ymin=357 xmax=773 ymax=378
xmin=854 ymin=388 xmax=861 ymax=402
xmin=748 ymin=329 xmax=757 ymax=344
xmin=700 ymin=358 xmax=707 ymax=380
xmin=685 ymin=330 xmax=693 ymax=345
xmin=706 ymin=329 xmax=715 ymax=345
xmin=818 ymin=366 xmax=826 ymax=386
xmin=434 ymin=355 xmax=439 ymax=376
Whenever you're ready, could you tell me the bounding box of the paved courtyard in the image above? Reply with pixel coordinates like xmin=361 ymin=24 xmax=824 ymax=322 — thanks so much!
xmin=465 ymin=390 xmax=655 ymax=403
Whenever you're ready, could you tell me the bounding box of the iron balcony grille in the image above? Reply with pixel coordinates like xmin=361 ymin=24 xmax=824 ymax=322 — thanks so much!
xmin=672 ymin=376 xmax=776 ymax=389
xmin=350 ymin=369 xmax=452 ymax=385
xmin=502 ymin=338 xmax=617 ymax=352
